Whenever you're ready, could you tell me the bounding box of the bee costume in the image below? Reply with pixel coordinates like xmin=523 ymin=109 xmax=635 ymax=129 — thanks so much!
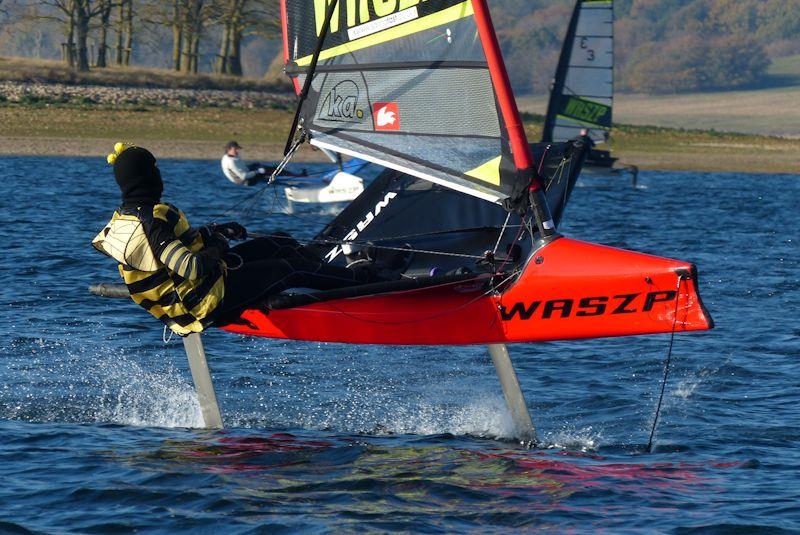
xmin=93 ymin=145 xmax=227 ymax=335
xmin=94 ymin=144 xmax=377 ymax=336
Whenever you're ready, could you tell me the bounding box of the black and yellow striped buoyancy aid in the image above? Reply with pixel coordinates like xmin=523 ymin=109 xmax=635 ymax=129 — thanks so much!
xmin=93 ymin=204 xmax=225 ymax=335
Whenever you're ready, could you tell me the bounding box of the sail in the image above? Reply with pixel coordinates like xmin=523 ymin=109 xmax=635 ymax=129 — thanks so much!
xmin=281 ymin=0 xmax=532 ymax=204
xmin=542 ymin=0 xmax=613 ymax=146
xmin=311 ymin=141 xmax=586 ymax=267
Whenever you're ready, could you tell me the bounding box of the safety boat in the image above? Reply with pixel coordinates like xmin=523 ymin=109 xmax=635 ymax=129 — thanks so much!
xmin=541 ymin=0 xmax=638 ymax=183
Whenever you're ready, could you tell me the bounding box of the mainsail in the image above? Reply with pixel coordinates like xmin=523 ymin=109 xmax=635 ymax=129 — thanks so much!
xmin=542 ymin=0 xmax=613 ymax=146
xmin=281 ymin=0 xmax=534 ymax=204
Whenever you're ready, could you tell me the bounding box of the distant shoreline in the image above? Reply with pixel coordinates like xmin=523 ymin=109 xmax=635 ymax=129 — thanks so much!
xmin=0 ymin=136 xmax=331 ymax=164
xmin=1 ymin=102 xmax=798 ymax=174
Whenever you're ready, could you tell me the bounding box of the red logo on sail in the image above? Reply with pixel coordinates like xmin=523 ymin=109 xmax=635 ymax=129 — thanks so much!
xmin=373 ymin=102 xmax=400 ymax=131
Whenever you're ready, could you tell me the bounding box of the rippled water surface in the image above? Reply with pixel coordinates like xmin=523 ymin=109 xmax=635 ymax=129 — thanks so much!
xmin=0 ymin=156 xmax=798 ymax=533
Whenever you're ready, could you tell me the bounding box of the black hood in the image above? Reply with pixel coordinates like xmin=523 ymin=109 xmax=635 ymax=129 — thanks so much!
xmin=113 ymin=147 xmax=163 ymax=206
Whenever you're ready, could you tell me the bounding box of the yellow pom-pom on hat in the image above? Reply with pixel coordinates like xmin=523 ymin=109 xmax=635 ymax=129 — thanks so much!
xmin=107 ymin=141 xmax=133 ymax=166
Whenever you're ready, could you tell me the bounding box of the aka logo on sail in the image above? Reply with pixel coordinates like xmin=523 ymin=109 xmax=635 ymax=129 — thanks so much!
xmin=319 ymin=80 xmax=365 ymax=123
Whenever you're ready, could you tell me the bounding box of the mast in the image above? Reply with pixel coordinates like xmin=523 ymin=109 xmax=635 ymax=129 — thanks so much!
xmin=542 ymin=0 xmax=582 ymax=143
xmin=279 ymin=0 xmax=301 ymax=94
xmin=470 ymin=0 xmax=555 ymax=237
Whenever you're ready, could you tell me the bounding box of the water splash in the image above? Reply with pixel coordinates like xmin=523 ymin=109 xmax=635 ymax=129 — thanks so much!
xmin=0 ymin=336 xmax=203 ymax=429
xmin=380 ymin=395 xmax=517 ymax=439
xmin=99 ymin=359 xmax=203 ymax=428
xmin=543 ymin=426 xmax=602 ymax=451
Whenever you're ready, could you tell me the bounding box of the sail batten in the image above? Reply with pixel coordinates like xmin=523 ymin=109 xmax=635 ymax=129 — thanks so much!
xmin=281 ymin=0 xmax=529 ymax=204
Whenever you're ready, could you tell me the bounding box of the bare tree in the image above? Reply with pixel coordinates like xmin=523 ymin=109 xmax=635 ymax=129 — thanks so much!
xmin=73 ymin=0 xmax=93 ymax=69
xmin=216 ymin=0 xmax=278 ymax=76
xmin=171 ymin=0 xmax=183 ymax=70
xmin=113 ymin=0 xmax=133 ymax=65
xmin=95 ymin=0 xmax=113 ymax=66
xmin=179 ymin=0 xmax=216 ymax=73
xmin=114 ymin=0 xmax=123 ymax=63
xmin=36 ymin=0 xmax=117 ymax=70
xmin=122 ymin=0 xmax=132 ymax=64
xmin=35 ymin=0 xmax=78 ymax=66
xmin=139 ymin=0 xmax=189 ymax=71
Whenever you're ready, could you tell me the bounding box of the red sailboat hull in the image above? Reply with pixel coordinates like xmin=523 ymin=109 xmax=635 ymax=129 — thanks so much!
xmin=221 ymin=237 xmax=713 ymax=345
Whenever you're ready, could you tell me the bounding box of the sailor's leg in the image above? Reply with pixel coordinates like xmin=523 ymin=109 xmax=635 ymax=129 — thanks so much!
xmin=229 ymin=234 xmax=321 ymax=263
xmin=182 ymin=333 xmax=223 ymax=429
xmin=217 ymin=258 xmax=370 ymax=318
xmin=488 ymin=344 xmax=536 ymax=445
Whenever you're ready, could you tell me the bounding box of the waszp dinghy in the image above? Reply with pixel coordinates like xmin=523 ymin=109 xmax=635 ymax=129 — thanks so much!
xmin=92 ymin=0 xmax=711 ymax=438
xmin=284 ymin=158 xmax=368 ymax=204
xmin=222 ymin=0 xmax=711 ymax=345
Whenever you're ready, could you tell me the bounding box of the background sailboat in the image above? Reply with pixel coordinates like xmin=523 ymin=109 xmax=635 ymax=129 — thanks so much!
xmin=541 ymin=0 xmax=637 ymax=182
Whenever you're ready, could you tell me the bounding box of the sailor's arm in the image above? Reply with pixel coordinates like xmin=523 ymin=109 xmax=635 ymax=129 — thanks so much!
xmin=148 ymin=222 xmax=222 ymax=280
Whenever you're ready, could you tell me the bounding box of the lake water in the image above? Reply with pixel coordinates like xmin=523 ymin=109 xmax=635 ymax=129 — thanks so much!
xmin=0 ymin=156 xmax=798 ymax=533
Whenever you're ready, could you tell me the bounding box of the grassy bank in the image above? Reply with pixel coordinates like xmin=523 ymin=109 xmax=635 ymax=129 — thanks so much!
xmin=0 ymin=103 xmax=798 ymax=173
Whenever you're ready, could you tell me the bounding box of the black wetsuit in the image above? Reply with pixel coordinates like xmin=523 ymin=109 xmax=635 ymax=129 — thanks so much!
xmin=213 ymin=233 xmax=370 ymax=322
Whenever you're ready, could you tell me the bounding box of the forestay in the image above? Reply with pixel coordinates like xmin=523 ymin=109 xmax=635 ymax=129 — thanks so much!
xmin=281 ymin=0 xmax=526 ymax=204
xmin=542 ymin=0 xmax=613 ymax=146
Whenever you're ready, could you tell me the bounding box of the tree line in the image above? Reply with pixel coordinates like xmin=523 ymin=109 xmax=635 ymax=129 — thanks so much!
xmin=6 ymin=0 xmax=279 ymax=75
xmin=496 ymin=0 xmax=800 ymax=94
xmin=2 ymin=0 xmax=800 ymax=93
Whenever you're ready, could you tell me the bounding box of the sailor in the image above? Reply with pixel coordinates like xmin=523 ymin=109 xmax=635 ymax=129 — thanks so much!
xmin=579 ymin=128 xmax=596 ymax=151
xmin=221 ymin=140 xmax=306 ymax=186
xmin=94 ymin=144 xmax=377 ymax=335
xmin=220 ymin=140 xmax=268 ymax=186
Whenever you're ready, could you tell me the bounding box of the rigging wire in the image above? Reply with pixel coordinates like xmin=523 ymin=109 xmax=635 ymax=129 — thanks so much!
xmin=492 ymin=212 xmax=512 ymax=256
xmin=283 ymin=0 xmax=340 ymax=155
xmin=247 ymin=231 xmax=488 ymax=261
xmin=270 ymin=135 xmax=305 ymax=184
xmin=646 ymin=275 xmax=686 ymax=453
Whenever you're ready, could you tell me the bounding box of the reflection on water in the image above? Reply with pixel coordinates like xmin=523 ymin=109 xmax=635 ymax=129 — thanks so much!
xmin=112 ymin=431 xmax=747 ymax=523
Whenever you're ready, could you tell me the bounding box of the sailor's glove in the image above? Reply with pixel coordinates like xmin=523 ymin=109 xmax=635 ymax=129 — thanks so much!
xmin=202 ymin=232 xmax=230 ymax=256
xmin=212 ymin=222 xmax=248 ymax=241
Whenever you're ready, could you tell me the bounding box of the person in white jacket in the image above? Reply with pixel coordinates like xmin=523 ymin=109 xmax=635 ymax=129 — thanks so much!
xmin=220 ymin=141 xmax=267 ymax=186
